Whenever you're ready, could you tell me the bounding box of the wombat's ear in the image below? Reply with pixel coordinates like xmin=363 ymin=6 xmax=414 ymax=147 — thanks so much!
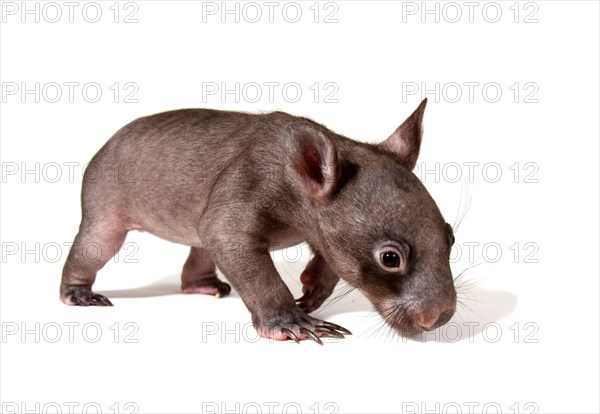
xmin=379 ymin=98 xmax=427 ymax=170
xmin=287 ymin=132 xmax=338 ymax=201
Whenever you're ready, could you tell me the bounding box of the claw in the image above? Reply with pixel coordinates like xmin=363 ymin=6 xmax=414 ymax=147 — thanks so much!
xmin=73 ymin=295 xmax=90 ymax=307
xmin=297 ymin=298 xmax=318 ymax=314
xmin=281 ymin=328 xmax=300 ymax=343
xmin=70 ymin=295 xmax=84 ymax=306
xmin=300 ymin=328 xmax=323 ymax=345
xmin=295 ymin=288 xmax=314 ymax=303
xmin=67 ymin=292 xmax=112 ymax=306
xmin=297 ymin=302 xmax=312 ymax=311
xmin=316 ymin=326 xmax=345 ymax=339
xmin=320 ymin=321 xmax=352 ymax=335
xmin=97 ymin=295 xmax=113 ymax=306
xmin=90 ymin=294 xmax=112 ymax=306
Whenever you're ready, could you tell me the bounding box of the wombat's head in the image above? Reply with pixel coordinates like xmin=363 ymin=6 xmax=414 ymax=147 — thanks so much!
xmin=287 ymin=99 xmax=456 ymax=335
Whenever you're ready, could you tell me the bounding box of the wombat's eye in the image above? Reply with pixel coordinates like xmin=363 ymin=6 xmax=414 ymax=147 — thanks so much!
xmin=374 ymin=243 xmax=408 ymax=273
xmin=381 ymin=251 xmax=400 ymax=268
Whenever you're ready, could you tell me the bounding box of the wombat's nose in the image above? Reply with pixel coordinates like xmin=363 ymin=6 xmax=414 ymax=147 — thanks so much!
xmin=436 ymin=309 xmax=454 ymax=327
xmin=420 ymin=308 xmax=454 ymax=331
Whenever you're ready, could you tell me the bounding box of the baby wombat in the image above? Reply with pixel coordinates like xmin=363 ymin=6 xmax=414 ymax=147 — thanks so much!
xmin=61 ymin=98 xmax=457 ymax=343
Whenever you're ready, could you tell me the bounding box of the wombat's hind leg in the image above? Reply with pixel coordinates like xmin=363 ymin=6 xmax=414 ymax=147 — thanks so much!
xmin=60 ymin=220 xmax=128 ymax=306
xmin=181 ymin=247 xmax=231 ymax=298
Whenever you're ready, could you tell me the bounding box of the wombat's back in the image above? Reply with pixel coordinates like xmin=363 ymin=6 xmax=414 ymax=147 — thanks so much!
xmin=80 ymin=109 xmax=258 ymax=244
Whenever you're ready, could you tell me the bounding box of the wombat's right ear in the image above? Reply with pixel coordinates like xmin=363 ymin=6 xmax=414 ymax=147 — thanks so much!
xmin=286 ymin=132 xmax=338 ymax=202
xmin=379 ymin=98 xmax=427 ymax=170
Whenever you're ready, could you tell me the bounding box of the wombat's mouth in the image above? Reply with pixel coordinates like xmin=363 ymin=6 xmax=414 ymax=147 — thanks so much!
xmin=378 ymin=303 xmax=423 ymax=336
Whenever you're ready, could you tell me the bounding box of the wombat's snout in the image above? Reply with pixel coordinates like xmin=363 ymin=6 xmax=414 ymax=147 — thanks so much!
xmin=416 ymin=305 xmax=456 ymax=331
xmin=378 ymin=294 xmax=457 ymax=335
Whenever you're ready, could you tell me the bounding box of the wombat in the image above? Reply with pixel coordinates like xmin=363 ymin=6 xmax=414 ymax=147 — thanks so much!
xmin=60 ymin=98 xmax=457 ymax=344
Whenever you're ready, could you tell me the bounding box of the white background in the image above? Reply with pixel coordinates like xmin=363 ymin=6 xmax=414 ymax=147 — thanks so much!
xmin=1 ymin=1 xmax=599 ymax=413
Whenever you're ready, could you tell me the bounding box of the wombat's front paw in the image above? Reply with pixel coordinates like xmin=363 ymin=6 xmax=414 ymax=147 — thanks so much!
xmin=60 ymin=286 xmax=113 ymax=306
xmin=296 ymin=284 xmax=335 ymax=314
xmin=295 ymin=257 xmax=338 ymax=313
xmin=256 ymin=313 xmax=352 ymax=345
xmin=182 ymin=276 xmax=231 ymax=298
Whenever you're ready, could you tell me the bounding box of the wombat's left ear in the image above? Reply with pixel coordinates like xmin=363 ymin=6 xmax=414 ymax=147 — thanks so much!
xmin=379 ymin=98 xmax=427 ymax=170
xmin=286 ymin=131 xmax=338 ymax=202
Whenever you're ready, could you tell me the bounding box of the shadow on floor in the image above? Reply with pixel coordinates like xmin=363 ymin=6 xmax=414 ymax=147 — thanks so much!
xmin=98 ymin=269 xmax=517 ymax=343
xmin=99 ymin=273 xmax=192 ymax=298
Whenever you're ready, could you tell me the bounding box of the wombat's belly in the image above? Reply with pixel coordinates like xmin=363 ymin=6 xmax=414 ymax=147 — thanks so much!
xmin=268 ymin=228 xmax=306 ymax=251
xmin=83 ymin=161 xmax=211 ymax=248
xmin=127 ymin=208 xmax=306 ymax=251
xmin=128 ymin=218 xmax=205 ymax=248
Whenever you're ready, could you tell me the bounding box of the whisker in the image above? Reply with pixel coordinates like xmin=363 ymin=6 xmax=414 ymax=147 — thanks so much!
xmin=319 ymin=281 xmax=357 ymax=312
xmin=456 ymin=298 xmax=481 ymax=319
xmin=360 ymin=310 xmax=388 ymax=340
xmin=456 ymin=287 xmax=480 ymax=299
xmin=452 ymin=254 xmax=487 ymax=321
xmin=454 ymin=259 xmax=486 ymax=288
xmin=363 ymin=302 xmax=409 ymax=344
xmin=453 ymin=180 xmax=474 ymax=235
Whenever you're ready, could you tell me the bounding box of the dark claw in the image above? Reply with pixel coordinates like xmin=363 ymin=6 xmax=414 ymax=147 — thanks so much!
xmin=96 ymin=295 xmax=113 ymax=306
xmin=300 ymin=328 xmax=323 ymax=345
xmin=90 ymin=294 xmax=111 ymax=306
xmin=295 ymin=288 xmax=314 ymax=303
xmin=215 ymin=282 xmax=231 ymax=296
xmin=281 ymin=328 xmax=300 ymax=343
xmin=70 ymin=295 xmax=88 ymax=306
xmin=212 ymin=281 xmax=231 ymax=298
xmin=316 ymin=326 xmax=345 ymax=339
xmin=297 ymin=300 xmax=319 ymax=314
xmin=297 ymin=302 xmax=312 ymax=311
xmin=68 ymin=292 xmax=113 ymax=306
xmin=320 ymin=321 xmax=352 ymax=335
